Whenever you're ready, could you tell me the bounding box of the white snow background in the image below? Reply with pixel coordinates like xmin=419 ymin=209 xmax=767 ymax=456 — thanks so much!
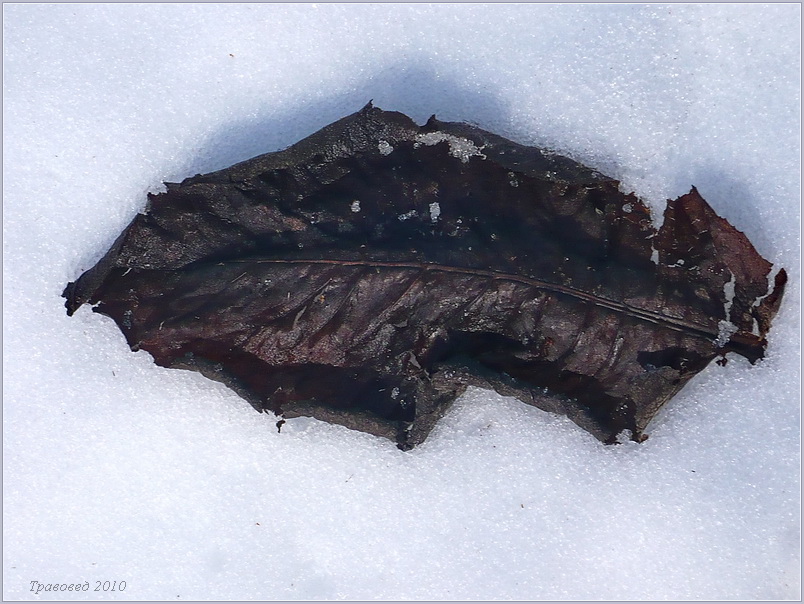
xmin=3 ymin=4 xmax=801 ymax=601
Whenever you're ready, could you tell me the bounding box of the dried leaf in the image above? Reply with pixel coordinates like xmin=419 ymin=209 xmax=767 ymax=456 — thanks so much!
xmin=64 ymin=103 xmax=786 ymax=448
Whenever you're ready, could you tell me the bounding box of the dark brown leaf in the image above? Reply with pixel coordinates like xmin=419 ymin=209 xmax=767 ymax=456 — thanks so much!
xmin=63 ymin=103 xmax=787 ymax=448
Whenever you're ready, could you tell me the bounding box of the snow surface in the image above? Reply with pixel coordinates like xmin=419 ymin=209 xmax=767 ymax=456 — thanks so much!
xmin=3 ymin=4 xmax=800 ymax=601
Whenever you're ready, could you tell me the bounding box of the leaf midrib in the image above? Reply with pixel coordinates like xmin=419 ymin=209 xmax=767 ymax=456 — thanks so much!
xmin=214 ymin=257 xmax=739 ymax=345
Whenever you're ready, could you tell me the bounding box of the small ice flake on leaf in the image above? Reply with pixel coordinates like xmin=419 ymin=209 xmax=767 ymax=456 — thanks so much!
xmin=429 ymin=202 xmax=441 ymax=223
xmin=414 ymin=131 xmax=486 ymax=163
xmin=378 ymin=140 xmax=394 ymax=156
xmin=722 ymin=270 xmax=736 ymax=315
xmin=715 ymin=320 xmax=739 ymax=348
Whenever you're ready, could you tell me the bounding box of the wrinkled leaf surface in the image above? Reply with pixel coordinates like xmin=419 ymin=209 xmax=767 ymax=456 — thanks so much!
xmin=64 ymin=104 xmax=787 ymax=447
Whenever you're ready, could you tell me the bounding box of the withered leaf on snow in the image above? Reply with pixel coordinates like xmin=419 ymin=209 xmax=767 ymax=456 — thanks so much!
xmin=64 ymin=103 xmax=786 ymax=448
